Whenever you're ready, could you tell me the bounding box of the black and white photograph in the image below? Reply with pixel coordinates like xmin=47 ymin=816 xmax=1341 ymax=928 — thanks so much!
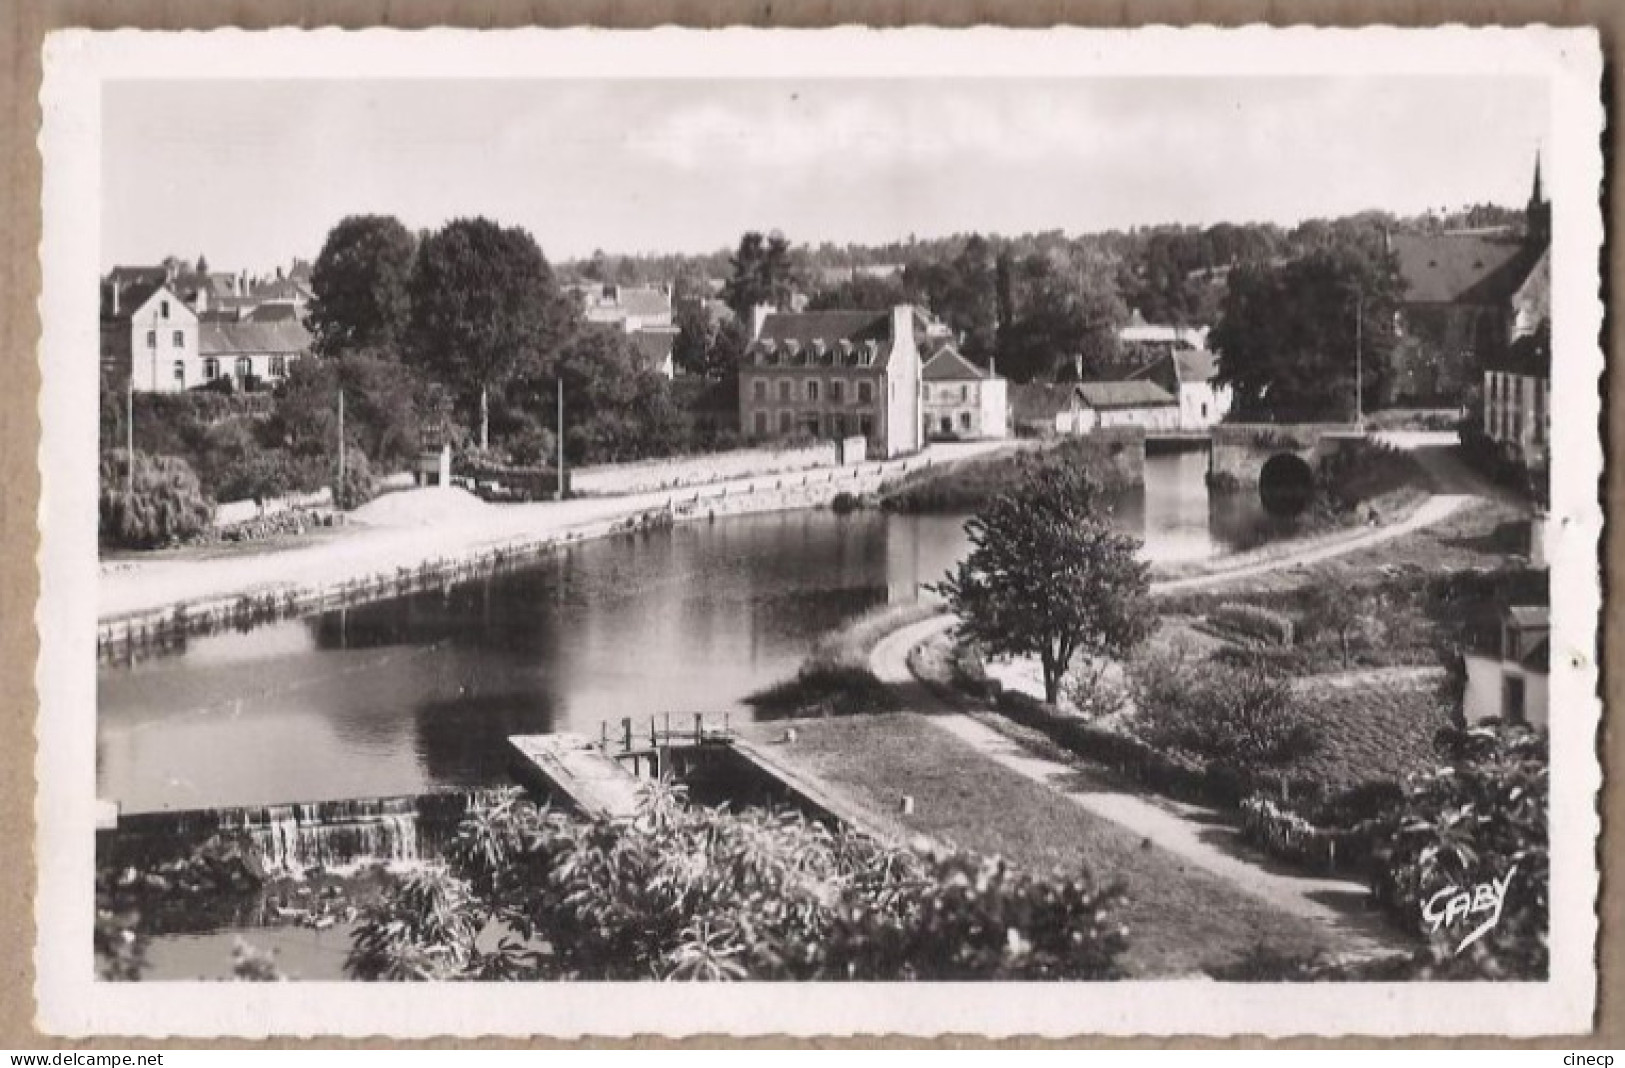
xmin=32 ymin=26 xmax=1604 ymax=1038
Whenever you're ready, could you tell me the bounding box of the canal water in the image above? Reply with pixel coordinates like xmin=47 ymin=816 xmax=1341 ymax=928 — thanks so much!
xmin=98 ymin=448 xmax=1275 ymax=813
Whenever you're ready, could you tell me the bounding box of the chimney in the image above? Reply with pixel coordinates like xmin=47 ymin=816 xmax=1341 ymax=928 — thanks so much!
xmin=195 ymin=286 xmax=208 ymax=314
xmin=989 ymin=354 xmax=997 ymax=379
xmin=751 ymin=302 xmax=774 ymax=340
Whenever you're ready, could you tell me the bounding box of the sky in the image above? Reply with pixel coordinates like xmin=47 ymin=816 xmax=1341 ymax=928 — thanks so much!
xmin=101 ymin=77 xmax=1548 ymax=274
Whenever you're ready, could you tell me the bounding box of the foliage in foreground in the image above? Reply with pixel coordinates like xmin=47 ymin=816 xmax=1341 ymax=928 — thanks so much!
xmin=345 ymin=786 xmax=1130 ymax=981
xmin=936 ymin=465 xmax=1156 ymax=703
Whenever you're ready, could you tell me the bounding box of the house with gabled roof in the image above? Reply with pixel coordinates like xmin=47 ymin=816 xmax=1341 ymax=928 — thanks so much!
xmin=197 ymin=319 xmax=314 ymax=391
xmin=1055 ymin=380 xmax=1181 ymax=435
xmin=1127 ymin=347 xmax=1233 ymax=430
xmin=739 ymin=304 xmax=927 ymax=458
xmin=1389 ymin=158 xmax=1551 ymax=405
xmin=101 ymin=274 xmax=199 ymax=392
xmin=1463 ymin=604 xmax=1550 ymax=728
xmin=921 ymin=346 xmax=1008 ymax=440
xmin=568 ymin=283 xmax=679 ymax=378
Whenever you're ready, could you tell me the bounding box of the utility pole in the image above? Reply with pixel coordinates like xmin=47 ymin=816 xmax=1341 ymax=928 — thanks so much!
xmin=1354 ymin=291 xmax=1364 ymax=426
xmin=338 ymin=388 xmax=346 ymax=506
xmin=556 ymin=376 xmax=566 ymax=501
xmin=125 ymin=364 xmax=134 ymax=505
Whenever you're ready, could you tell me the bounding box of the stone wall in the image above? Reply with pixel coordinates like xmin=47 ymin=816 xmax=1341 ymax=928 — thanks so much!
xmin=571 ymin=443 xmax=839 ymax=497
xmin=1208 ymin=424 xmax=1360 ymax=486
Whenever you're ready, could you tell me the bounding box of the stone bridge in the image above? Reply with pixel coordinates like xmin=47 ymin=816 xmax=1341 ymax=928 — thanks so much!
xmin=1205 ymin=423 xmax=1366 ymax=487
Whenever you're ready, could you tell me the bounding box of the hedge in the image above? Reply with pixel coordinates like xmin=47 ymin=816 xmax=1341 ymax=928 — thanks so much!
xmin=1238 ymin=795 xmax=1377 ymax=875
xmin=1207 ymin=603 xmax=1296 ymax=646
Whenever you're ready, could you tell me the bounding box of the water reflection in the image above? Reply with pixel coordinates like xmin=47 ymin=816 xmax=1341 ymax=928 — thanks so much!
xmin=98 ymin=450 xmax=1273 ymax=812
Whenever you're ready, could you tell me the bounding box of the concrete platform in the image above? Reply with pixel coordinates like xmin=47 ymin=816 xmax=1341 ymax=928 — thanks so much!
xmin=508 ymin=733 xmax=644 ymax=820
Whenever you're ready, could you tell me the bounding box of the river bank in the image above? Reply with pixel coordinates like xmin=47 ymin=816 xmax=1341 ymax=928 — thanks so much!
xmin=97 ymin=442 xmax=1008 ymax=644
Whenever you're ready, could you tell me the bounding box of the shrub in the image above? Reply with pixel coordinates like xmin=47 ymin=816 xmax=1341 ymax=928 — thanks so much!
xmin=334 ymin=447 xmax=376 ymax=510
xmin=830 ymin=491 xmax=863 ymax=514
xmin=1062 ymin=656 xmax=1132 ymax=721
xmin=880 ymin=438 xmax=1134 ymax=514
xmin=1364 ymin=726 xmax=1549 ymax=978
xmin=346 ymin=786 xmax=1130 ymax=981
xmin=1130 ymin=653 xmax=1320 ymax=767
xmin=1207 ymin=603 xmax=1296 ymax=646
xmin=99 ymin=451 xmax=215 ymax=548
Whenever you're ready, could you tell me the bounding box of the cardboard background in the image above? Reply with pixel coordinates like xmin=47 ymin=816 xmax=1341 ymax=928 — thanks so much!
xmin=2 ymin=0 xmax=1616 ymax=1047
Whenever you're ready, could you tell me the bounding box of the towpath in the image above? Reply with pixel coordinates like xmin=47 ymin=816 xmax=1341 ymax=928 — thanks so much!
xmin=868 ymin=615 xmax=1409 ymax=956
xmin=99 ymin=441 xmax=1004 ymax=622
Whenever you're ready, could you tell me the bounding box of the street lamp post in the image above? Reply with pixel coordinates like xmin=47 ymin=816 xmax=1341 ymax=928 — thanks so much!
xmin=1354 ymin=290 xmax=1364 ymax=426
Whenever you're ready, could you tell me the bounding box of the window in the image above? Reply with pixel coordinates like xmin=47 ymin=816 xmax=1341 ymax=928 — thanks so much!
xmin=1201 ymin=402 xmax=1209 ymax=420
xmin=940 ymin=416 xmax=953 ymax=435
xmin=800 ymin=415 xmax=820 ymax=437
xmin=778 ymin=380 xmax=792 ymax=403
xmin=236 ymin=356 xmax=253 ymax=380
xmin=858 ymin=381 xmax=873 ymax=404
xmin=172 ymin=330 xmax=185 ymax=348
xmin=959 ymin=411 xmax=972 ymax=431
xmin=203 ymin=358 xmax=219 ymax=381
xmin=752 ymin=379 xmax=767 ymax=402
xmin=171 ymin=361 xmax=185 ymax=384
xmin=830 ymin=380 xmax=844 ymax=404
xmin=807 ymin=380 xmax=820 ymax=402
xmin=145 ymin=330 xmax=156 ymax=349
xmin=960 ymin=384 xmax=969 ymax=402
xmin=159 ymin=300 xmax=170 ymax=319
xmin=858 ymin=414 xmax=874 ymax=438
xmin=269 ymin=355 xmax=287 ymax=378
xmin=778 ymin=411 xmax=793 ymax=434
xmin=831 ymin=414 xmax=847 ymax=438
xmin=753 ymin=411 xmax=768 ymax=435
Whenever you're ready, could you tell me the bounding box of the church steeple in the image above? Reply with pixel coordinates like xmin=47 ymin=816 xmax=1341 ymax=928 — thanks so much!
xmin=1526 ymin=151 xmax=1550 ymax=248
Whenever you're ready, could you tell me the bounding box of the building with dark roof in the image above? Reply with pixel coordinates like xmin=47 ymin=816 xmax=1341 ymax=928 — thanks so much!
xmin=1056 ymin=380 xmax=1181 ymax=435
xmin=197 ymin=319 xmax=314 ymax=390
xmin=1127 ymin=347 xmax=1233 ymax=430
xmin=921 ymin=346 xmax=1008 ymax=440
xmin=1390 ymin=158 xmax=1551 ymax=404
xmin=739 ymin=304 xmax=928 ymax=457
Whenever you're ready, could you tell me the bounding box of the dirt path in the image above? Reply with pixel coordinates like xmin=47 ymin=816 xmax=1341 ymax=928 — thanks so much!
xmin=869 ymin=616 xmax=1408 ymax=957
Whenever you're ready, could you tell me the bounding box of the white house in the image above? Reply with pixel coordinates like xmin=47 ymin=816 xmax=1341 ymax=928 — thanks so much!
xmin=1128 ymin=348 xmax=1233 ymax=430
xmin=1462 ymin=605 xmax=1550 ymax=728
xmin=921 ymin=346 xmax=1009 ymax=440
xmin=1056 ymin=380 xmax=1181 ymax=435
xmin=569 ymin=283 xmax=678 ymax=378
xmin=1118 ymin=308 xmax=1209 ymax=352
xmin=198 ymin=320 xmax=315 ymax=390
xmin=102 ymin=275 xmax=200 ymax=393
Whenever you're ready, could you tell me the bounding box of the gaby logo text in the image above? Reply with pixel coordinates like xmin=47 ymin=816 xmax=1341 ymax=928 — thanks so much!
xmin=1421 ymin=865 xmax=1516 ymax=955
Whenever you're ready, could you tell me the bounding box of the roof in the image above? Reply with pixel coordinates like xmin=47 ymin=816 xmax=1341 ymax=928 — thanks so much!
xmin=1129 ymin=348 xmax=1220 ymax=388
xmin=757 ymin=310 xmax=888 ymax=345
xmin=1505 ymin=605 xmax=1550 ymax=629
xmin=101 ymin=278 xmax=169 ymax=321
xmin=106 ymin=266 xmax=168 ymax=288
xmin=1392 ymin=233 xmax=1539 ymax=306
xmin=628 ymin=326 xmax=677 ymax=369
xmin=247 ymin=302 xmax=302 ymax=323
xmin=199 ymin=320 xmax=313 ymax=355
xmin=1074 ymin=380 xmax=1178 ymax=410
xmin=1520 ymin=636 xmax=1550 ymax=674
xmin=572 ymin=284 xmax=672 ymax=323
xmin=922 ymin=346 xmax=990 ymax=381
xmin=249 ymin=277 xmax=312 ymax=303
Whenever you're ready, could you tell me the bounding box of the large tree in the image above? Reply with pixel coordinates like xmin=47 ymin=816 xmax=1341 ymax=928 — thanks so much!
xmin=1209 ymin=241 xmax=1402 ymax=421
xmin=995 ymin=249 xmax=1128 ymax=383
xmin=721 ymin=230 xmax=797 ymax=320
xmin=406 ymin=218 xmax=572 ymax=450
xmin=308 ymin=214 xmax=418 ymax=356
xmin=936 ymin=465 xmax=1156 ymax=703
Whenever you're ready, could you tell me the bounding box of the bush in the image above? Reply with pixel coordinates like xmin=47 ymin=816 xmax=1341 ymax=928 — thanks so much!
xmin=346 ymin=787 xmax=1130 ymax=981
xmin=1130 ymin=653 xmax=1320 ymax=767
xmin=880 ymin=438 xmax=1135 ymax=514
xmin=1364 ymin=726 xmax=1548 ymax=978
xmin=334 ymin=447 xmax=376 ymax=510
xmin=99 ymin=451 xmax=214 ymax=548
xmin=1207 ymin=603 xmax=1296 ymax=646
xmin=830 ymin=491 xmax=863 ymax=514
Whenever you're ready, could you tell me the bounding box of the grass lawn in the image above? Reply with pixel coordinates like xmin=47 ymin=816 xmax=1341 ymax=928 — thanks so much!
xmin=740 ymin=711 xmax=1370 ymax=978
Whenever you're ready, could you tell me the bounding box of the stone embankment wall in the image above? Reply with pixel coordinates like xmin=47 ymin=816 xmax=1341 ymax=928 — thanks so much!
xmin=572 ymin=443 xmax=849 ymax=497
xmin=96 ymin=454 xmax=937 ymax=657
